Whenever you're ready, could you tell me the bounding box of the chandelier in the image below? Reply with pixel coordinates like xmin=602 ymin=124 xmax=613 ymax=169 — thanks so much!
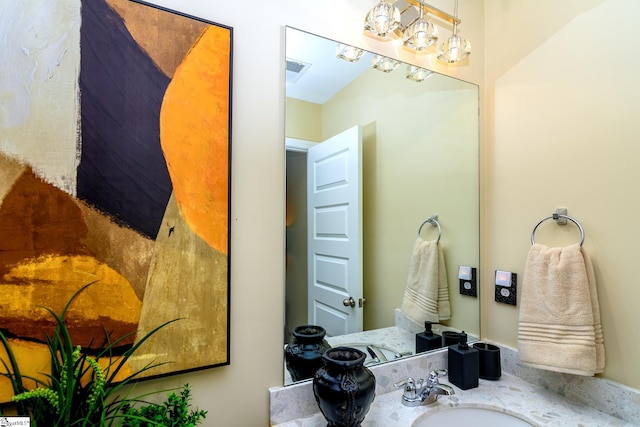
xmin=364 ymin=0 xmax=471 ymax=64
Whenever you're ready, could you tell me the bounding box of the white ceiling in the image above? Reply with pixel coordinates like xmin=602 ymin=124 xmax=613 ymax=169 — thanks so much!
xmin=285 ymin=29 xmax=373 ymax=105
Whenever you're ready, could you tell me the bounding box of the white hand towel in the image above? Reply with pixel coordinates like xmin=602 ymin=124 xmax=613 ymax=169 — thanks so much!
xmin=400 ymin=238 xmax=451 ymax=325
xmin=518 ymin=243 xmax=605 ymax=376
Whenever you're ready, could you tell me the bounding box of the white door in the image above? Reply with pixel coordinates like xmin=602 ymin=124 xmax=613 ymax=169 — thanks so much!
xmin=307 ymin=125 xmax=363 ymax=336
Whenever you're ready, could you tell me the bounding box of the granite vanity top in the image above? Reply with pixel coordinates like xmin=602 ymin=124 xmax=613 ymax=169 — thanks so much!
xmin=271 ymin=343 xmax=640 ymax=426
xmin=273 ymin=372 xmax=636 ymax=426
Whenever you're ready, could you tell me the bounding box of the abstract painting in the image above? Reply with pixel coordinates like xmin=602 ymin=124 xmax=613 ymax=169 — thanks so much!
xmin=0 ymin=0 xmax=232 ymax=401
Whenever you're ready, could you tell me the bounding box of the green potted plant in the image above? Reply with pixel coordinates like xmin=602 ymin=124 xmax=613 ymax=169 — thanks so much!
xmin=120 ymin=383 xmax=207 ymax=426
xmin=0 ymin=282 xmax=184 ymax=426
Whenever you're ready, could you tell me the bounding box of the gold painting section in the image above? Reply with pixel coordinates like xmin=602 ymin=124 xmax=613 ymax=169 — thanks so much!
xmin=107 ymin=0 xmax=208 ymax=78
xmin=0 ymin=153 xmax=146 ymax=402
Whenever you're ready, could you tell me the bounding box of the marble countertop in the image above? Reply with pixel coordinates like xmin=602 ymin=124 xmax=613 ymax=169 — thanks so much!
xmin=273 ymin=372 xmax=637 ymax=426
xmin=326 ymin=327 xmax=415 ymax=355
xmin=273 ymin=333 xmax=640 ymax=426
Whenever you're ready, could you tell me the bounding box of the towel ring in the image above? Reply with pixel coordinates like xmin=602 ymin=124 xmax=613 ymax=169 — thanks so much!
xmin=530 ymin=214 xmax=585 ymax=246
xmin=418 ymin=215 xmax=442 ymax=244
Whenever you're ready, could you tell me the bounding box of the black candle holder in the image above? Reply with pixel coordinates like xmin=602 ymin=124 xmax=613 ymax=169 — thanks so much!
xmin=442 ymin=331 xmax=461 ymax=347
xmin=472 ymin=342 xmax=502 ymax=380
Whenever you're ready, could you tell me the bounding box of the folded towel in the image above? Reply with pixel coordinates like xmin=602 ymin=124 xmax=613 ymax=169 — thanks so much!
xmin=400 ymin=237 xmax=451 ymax=325
xmin=518 ymin=243 xmax=604 ymax=376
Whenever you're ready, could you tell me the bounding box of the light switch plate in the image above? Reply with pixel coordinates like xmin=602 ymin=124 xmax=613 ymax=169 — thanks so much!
xmin=459 ymin=266 xmax=477 ymax=297
xmin=494 ymin=270 xmax=517 ymax=305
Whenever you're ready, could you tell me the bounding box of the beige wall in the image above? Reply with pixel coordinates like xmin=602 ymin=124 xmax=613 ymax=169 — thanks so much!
xmin=483 ymin=0 xmax=640 ymax=388
xmin=285 ymin=98 xmax=323 ymax=142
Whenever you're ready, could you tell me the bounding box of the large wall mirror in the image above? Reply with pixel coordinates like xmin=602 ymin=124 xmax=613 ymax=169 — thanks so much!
xmin=284 ymin=27 xmax=479 ymax=385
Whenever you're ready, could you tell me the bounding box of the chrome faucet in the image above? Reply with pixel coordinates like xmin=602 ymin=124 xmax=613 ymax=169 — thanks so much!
xmin=393 ymin=369 xmax=455 ymax=406
xmin=365 ymin=344 xmax=412 ymax=366
xmin=366 ymin=345 xmax=388 ymax=363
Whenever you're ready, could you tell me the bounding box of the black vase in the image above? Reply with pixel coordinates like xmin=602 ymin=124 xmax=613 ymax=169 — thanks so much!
xmin=313 ymin=347 xmax=376 ymax=427
xmin=285 ymin=325 xmax=331 ymax=382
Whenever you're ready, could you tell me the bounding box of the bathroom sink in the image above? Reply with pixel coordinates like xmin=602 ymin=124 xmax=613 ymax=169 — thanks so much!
xmin=412 ymin=407 xmax=534 ymax=426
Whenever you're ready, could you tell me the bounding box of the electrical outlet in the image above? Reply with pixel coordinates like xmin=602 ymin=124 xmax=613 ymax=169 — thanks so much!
xmin=458 ymin=266 xmax=477 ymax=297
xmin=494 ymin=270 xmax=517 ymax=305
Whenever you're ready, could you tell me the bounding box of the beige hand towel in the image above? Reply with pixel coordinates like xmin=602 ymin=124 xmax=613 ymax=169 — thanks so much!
xmin=518 ymin=243 xmax=604 ymax=376
xmin=400 ymin=238 xmax=451 ymax=325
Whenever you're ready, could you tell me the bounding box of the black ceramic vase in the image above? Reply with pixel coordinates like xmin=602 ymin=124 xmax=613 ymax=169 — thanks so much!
xmin=285 ymin=325 xmax=331 ymax=382
xmin=313 ymin=347 xmax=376 ymax=427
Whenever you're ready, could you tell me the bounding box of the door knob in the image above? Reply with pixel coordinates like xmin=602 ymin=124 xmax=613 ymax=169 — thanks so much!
xmin=342 ymin=297 xmax=356 ymax=307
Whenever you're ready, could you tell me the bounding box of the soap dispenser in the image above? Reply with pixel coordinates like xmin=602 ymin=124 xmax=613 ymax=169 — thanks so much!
xmin=447 ymin=331 xmax=479 ymax=390
xmin=415 ymin=321 xmax=442 ymax=353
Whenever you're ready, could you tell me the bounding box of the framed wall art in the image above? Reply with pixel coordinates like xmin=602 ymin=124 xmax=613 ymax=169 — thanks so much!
xmin=0 ymin=0 xmax=232 ymax=401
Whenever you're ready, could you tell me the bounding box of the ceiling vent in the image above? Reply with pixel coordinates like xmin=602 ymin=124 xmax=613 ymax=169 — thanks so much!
xmin=286 ymin=58 xmax=311 ymax=83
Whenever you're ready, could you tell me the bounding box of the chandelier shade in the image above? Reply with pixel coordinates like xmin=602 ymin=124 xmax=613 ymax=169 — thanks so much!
xmin=364 ymin=1 xmax=401 ymax=38
xmin=402 ymin=4 xmax=438 ymax=51
xmin=437 ymin=25 xmax=471 ymax=63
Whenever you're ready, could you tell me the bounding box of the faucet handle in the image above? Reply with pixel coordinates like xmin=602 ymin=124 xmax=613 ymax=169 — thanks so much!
xmin=393 ymin=377 xmax=424 ymax=395
xmin=393 ymin=377 xmax=415 ymax=391
xmin=427 ymin=369 xmax=448 ymax=383
xmin=394 ymin=377 xmax=426 ymax=406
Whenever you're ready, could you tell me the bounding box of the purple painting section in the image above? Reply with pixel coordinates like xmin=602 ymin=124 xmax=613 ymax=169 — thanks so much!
xmin=77 ymin=0 xmax=172 ymax=240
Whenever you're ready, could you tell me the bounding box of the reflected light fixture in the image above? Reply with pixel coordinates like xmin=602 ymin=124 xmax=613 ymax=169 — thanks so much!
xmin=363 ymin=0 xmax=471 ymax=63
xmin=406 ymin=65 xmax=433 ymax=82
xmin=336 ymin=43 xmax=365 ymax=62
xmin=364 ymin=0 xmax=401 ymax=38
xmin=437 ymin=0 xmax=471 ymax=63
xmin=372 ymin=55 xmax=400 ymax=72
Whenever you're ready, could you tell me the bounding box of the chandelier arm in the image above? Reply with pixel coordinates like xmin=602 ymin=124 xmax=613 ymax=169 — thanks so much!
xmin=405 ymin=0 xmax=461 ymax=25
